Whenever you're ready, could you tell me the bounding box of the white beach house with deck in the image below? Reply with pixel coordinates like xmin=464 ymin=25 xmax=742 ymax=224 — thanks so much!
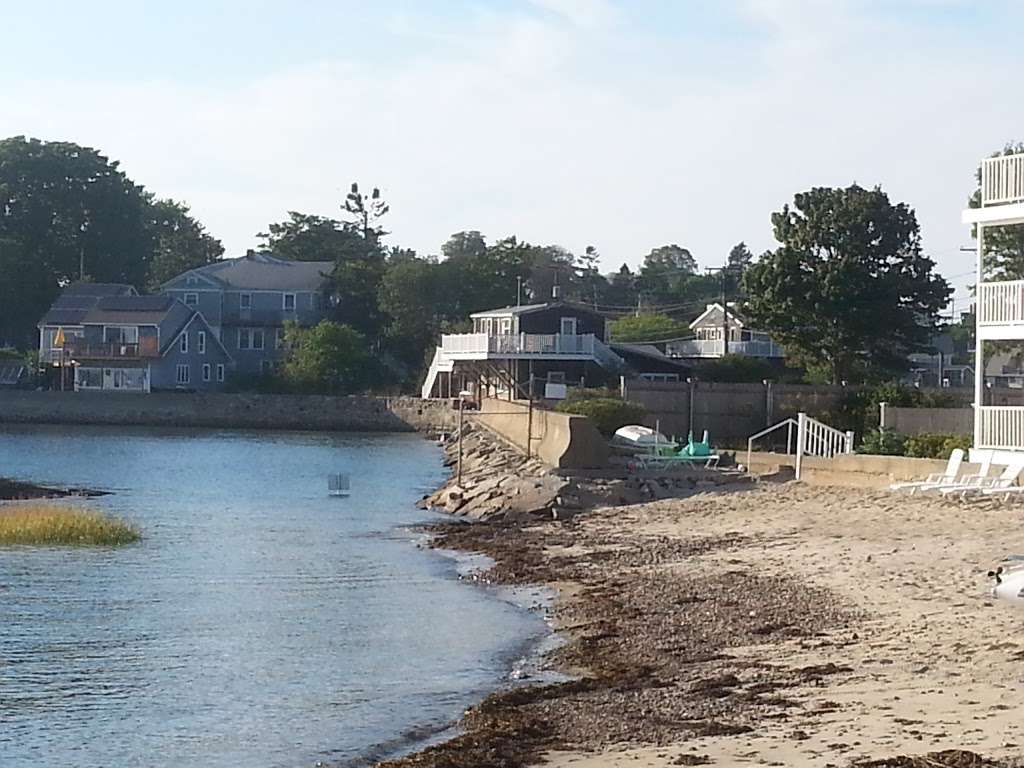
xmin=964 ymin=150 xmax=1024 ymax=460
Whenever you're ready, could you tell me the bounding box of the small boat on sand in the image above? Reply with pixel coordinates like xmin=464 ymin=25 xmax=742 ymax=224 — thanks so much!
xmin=611 ymin=425 xmax=677 ymax=455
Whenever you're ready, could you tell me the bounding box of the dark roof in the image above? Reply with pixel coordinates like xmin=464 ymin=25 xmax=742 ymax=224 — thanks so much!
xmin=611 ymin=343 xmax=691 ymax=370
xmin=82 ymin=295 xmax=180 ymax=325
xmin=38 ymin=282 xmax=136 ymax=326
xmin=471 ymin=302 xmax=604 ymax=319
xmin=169 ymin=252 xmax=334 ymax=291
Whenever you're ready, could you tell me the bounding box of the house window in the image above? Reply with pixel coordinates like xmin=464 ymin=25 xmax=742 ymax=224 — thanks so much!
xmin=252 ymin=329 xmax=265 ymax=350
xmin=240 ymin=293 xmax=252 ymax=310
xmin=275 ymin=328 xmax=284 ymax=350
xmin=184 ymin=292 xmax=198 ymax=307
xmin=179 ymin=333 xmax=188 ymax=353
xmin=198 ymin=331 xmax=206 ymax=354
xmin=107 ymin=326 xmax=139 ymax=344
xmin=261 ymin=360 xmax=273 ymax=375
xmin=283 ymin=293 xmax=296 ymax=311
xmin=202 ymin=363 xmax=211 ymax=382
xmin=238 ymin=329 xmax=251 ymax=350
xmin=216 ymin=364 xmax=225 ymax=382
xmin=560 ymin=317 xmax=578 ymax=336
xmin=187 ymin=275 xmax=197 ymax=285
xmin=548 ymin=371 xmax=567 ymax=384
xmin=176 ymin=364 xmax=190 ymax=385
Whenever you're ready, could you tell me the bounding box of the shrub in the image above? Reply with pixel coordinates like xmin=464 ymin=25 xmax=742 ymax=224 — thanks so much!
xmin=904 ymin=432 xmax=972 ymax=460
xmin=858 ymin=427 xmax=906 ymax=456
xmin=0 ymin=505 xmax=140 ymax=546
xmin=555 ymin=397 xmax=646 ymax=436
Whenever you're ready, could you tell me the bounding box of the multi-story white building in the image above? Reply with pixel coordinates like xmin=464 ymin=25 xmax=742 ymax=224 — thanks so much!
xmin=964 ymin=151 xmax=1024 ymax=458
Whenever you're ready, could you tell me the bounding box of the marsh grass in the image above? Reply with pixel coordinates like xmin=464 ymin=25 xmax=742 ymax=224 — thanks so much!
xmin=0 ymin=504 xmax=140 ymax=546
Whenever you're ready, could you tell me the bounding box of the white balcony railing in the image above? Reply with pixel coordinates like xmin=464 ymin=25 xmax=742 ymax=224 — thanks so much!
xmin=440 ymin=333 xmax=598 ymax=357
xmin=668 ymin=338 xmax=785 ymax=358
xmin=982 ymin=154 xmax=1024 ymax=206
xmin=977 ymin=280 xmax=1024 ymax=327
xmin=977 ymin=406 xmax=1024 ymax=451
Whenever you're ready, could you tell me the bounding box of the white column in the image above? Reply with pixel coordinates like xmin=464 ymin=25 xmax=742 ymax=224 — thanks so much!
xmin=795 ymin=412 xmax=806 ymax=481
xmin=974 ymin=224 xmax=985 ymax=449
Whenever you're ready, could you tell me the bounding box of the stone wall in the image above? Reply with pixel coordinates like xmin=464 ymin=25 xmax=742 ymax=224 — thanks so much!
xmin=744 ymin=451 xmax=976 ymax=489
xmin=0 ymin=390 xmax=460 ymax=433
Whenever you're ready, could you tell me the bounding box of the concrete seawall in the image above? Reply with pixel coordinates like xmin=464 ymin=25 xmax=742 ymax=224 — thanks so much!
xmin=0 ymin=391 xmax=459 ymax=433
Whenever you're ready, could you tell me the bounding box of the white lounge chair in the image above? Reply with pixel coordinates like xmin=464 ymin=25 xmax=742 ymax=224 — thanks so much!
xmin=889 ymin=449 xmax=964 ymax=495
xmin=923 ymin=449 xmax=994 ymax=495
xmin=941 ymin=458 xmax=1024 ymax=500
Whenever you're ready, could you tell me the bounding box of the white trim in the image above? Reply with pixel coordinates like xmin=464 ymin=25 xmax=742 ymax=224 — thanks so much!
xmin=179 ymin=331 xmax=188 ymax=354
xmin=282 ymin=293 xmax=296 ymax=311
xmin=688 ymin=303 xmax=745 ymax=331
xmin=202 ymin=363 xmax=211 ymax=382
xmin=183 ymin=292 xmax=199 ymax=307
xmin=216 ymin=363 xmax=225 ymax=382
xmin=175 ymin=364 xmax=190 ymax=385
xmin=197 ymin=330 xmax=206 ymax=355
xmin=240 ymin=292 xmax=252 ymax=309
xmin=252 ymin=328 xmax=265 ymax=350
xmin=962 ymin=202 xmax=1024 ymax=227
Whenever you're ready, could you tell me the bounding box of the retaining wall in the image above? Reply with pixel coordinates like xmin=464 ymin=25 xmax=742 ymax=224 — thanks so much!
xmin=744 ymin=451 xmax=979 ymax=489
xmin=0 ymin=391 xmax=460 ymax=433
xmin=474 ymin=397 xmax=608 ymax=469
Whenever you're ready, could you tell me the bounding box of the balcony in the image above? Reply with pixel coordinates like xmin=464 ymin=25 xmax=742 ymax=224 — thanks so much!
xmin=977 ymin=406 xmax=1024 ymax=451
xmin=976 ymin=280 xmax=1024 ymax=339
xmin=668 ymin=338 xmax=785 ymax=358
xmin=67 ymin=337 xmax=160 ymax=360
xmin=982 ymin=154 xmax=1024 ymax=207
xmin=440 ymin=332 xmax=600 ymax=359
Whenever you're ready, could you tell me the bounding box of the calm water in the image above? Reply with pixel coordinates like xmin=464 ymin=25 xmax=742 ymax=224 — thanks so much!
xmin=0 ymin=425 xmax=545 ymax=768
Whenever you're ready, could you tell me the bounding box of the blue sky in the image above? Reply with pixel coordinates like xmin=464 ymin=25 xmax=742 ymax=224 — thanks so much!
xmin=3 ymin=0 xmax=1021 ymax=312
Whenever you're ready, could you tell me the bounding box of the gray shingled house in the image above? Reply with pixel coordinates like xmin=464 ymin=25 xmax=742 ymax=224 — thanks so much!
xmin=161 ymin=252 xmax=334 ymax=377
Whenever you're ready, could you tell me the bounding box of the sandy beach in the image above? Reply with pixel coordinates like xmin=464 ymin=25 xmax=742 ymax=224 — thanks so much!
xmin=388 ymin=479 xmax=1024 ymax=768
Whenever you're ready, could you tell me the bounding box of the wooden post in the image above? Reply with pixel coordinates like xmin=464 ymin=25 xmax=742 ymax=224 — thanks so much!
xmin=527 ymin=397 xmax=533 ymax=458
xmin=457 ymin=395 xmax=465 ymax=486
xmin=795 ymin=412 xmax=807 ymax=481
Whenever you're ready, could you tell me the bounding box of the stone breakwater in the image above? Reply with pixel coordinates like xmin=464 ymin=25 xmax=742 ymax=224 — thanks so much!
xmin=419 ymin=423 xmax=746 ymax=523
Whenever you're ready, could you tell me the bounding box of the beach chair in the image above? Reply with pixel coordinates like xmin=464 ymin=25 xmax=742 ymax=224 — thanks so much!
xmin=889 ymin=449 xmax=964 ymax=495
xmin=941 ymin=457 xmax=1024 ymax=500
xmin=923 ymin=449 xmax=994 ymax=495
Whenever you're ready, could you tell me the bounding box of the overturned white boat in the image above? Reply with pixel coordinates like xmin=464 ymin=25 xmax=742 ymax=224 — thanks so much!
xmin=611 ymin=425 xmax=677 ymax=454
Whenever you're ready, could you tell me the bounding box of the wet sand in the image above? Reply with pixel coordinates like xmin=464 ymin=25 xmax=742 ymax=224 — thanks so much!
xmin=384 ymin=481 xmax=1024 ymax=768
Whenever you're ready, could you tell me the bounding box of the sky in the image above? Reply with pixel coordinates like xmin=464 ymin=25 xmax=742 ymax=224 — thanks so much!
xmin=2 ymin=0 xmax=1022 ymax=314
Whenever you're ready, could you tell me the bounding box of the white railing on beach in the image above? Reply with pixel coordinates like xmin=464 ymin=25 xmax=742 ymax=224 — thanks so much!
xmin=977 ymin=406 xmax=1024 ymax=451
xmin=747 ymin=412 xmax=853 ymax=480
xmin=978 ymin=280 xmax=1024 ymax=328
xmin=982 ymin=154 xmax=1024 ymax=207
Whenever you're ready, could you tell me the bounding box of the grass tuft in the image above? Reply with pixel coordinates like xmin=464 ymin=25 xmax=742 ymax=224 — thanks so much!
xmin=0 ymin=504 xmax=141 ymax=546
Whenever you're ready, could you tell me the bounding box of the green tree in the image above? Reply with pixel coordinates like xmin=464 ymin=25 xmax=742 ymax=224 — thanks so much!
xmin=609 ymin=313 xmax=689 ymax=342
xmin=281 ymin=320 xmax=370 ymax=394
xmin=342 ymin=182 xmax=389 ymax=243
xmin=604 ymin=264 xmax=638 ymax=308
xmin=145 ymin=198 xmax=224 ymax=289
xmin=0 ymin=136 xmax=155 ymax=346
xmin=258 ymin=212 xmax=366 ymax=262
xmin=637 ymin=244 xmax=698 ymax=303
xmin=969 ymin=142 xmax=1024 ymax=279
xmin=743 ymin=185 xmax=951 ymax=384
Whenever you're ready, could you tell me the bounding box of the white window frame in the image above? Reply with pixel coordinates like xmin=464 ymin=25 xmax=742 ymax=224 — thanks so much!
xmin=283 ymin=293 xmax=296 ymax=311
xmin=179 ymin=332 xmax=188 ymax=353
xmin=106 ymin=325 xmax=139 ymax=344
xmin=240 ymin=293 xmax=252 ymax=310
xmin=176 ymin=364 xmax=190 ymax=385
xmin=184 ymin=292 xmax=199 ymax=307
xmin=238 ymin=328 xmax=251 ymax=350
xmin=559 ymin=317 xmax=578 ymax=336
xmin=197 ymin=330 xmax=206 ymax=355
xmin=216 ymin=364 xmax=225 ymax=382
xmin=202 ymin=363 xmax=211 ymax=382
xmin=252 ymin=328 xmax=265 ymax=350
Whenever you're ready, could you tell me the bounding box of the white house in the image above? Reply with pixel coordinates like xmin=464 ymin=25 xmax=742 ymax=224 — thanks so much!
xmin=666 ymin=303 xmax=784 ymax=360
xmin=963 ymin=150 xmax=1024 ymax=458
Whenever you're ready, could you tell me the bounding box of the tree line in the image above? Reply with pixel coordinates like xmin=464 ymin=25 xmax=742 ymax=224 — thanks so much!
xmin=2 ymin=134 xmax=1018 ymax=391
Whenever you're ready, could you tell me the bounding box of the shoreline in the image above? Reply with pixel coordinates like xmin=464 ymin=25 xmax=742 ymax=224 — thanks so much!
xmin=381 ymin=429 xmax=1024 ymax=768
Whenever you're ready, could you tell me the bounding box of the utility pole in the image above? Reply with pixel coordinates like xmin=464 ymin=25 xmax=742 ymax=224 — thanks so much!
xmin=720 ymin=268 xmax=729 ymax=356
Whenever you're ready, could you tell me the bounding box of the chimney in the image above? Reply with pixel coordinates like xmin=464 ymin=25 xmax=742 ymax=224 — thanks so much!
xmin=552 ymin=284 xmax=561 ymax=300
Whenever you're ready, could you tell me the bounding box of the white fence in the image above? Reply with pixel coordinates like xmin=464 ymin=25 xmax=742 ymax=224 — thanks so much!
xmin=668 ymin=338 xmax=785 ymax=358
xmin=747 ymin=412 xmax=853 ymax=480
xmin=977 ymin=280 xmax=1024 ymax=328
xmin=977 ymin=406 xmax=1024 ymax=451
xmin=982 ymin=154 xmax=1024 ymax=206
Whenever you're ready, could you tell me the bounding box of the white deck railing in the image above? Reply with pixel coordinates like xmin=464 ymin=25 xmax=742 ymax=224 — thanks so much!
xmin=982 ymin=154 xmax=1024 ymax=206
xmin=668 ymin=338 xmax=785 ymax=358
xmin=440 ymin=332 xmax=597 ymax=357
xmin=977 ymin=406 xmax=1024 ymax=451
xmin=977 ymin=280 xmax=1024 ymax=327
